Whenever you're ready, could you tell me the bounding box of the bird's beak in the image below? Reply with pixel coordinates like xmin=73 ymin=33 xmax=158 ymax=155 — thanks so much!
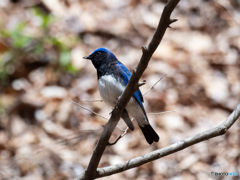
xmin=83 ymin=55 xmax=91 ymax=60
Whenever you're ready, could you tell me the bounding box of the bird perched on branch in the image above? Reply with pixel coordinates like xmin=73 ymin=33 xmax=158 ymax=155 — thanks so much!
xmin=84 ymin=47 xmax=159 ymax=144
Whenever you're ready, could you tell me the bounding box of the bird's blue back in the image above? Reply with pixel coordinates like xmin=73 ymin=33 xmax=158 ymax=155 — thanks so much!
xmin=116 ymin=62 xmax=144 ymax=108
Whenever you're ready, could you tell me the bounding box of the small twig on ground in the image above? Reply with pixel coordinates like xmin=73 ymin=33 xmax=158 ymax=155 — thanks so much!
xmin=143 ymin=74 xmax=167 ymax=96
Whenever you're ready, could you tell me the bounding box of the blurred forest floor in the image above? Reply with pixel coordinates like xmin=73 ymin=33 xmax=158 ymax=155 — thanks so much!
xmin=0 ymin=0 xmax=240 ymax=179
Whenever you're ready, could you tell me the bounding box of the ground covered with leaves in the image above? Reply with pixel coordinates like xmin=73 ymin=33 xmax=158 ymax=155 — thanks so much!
xmin=0 ymin=0 xmax=239 ymax=179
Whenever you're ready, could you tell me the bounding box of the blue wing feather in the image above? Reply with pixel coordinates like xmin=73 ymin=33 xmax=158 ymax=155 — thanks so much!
xmin=116 ymin=62 xmax=144 ymax=106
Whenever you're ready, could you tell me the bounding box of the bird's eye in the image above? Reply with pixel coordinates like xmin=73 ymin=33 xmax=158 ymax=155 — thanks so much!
xmin=96 ymin=51 xmax=101 ymax=56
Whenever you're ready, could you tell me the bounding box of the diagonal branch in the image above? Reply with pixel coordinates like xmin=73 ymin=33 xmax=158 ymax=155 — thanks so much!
xmin=75 ymin=0 xmax=180 ymax=179
xmin=96 ymin=101 xmax=240 ymax=178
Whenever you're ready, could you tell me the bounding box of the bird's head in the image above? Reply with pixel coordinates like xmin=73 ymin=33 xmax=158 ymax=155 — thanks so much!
xmin=84 ymin=47 xmax=117 ymax=69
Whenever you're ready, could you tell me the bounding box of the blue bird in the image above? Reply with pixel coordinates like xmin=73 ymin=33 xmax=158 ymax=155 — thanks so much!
xmin=84 ymin=47 xmax=159 ymax=144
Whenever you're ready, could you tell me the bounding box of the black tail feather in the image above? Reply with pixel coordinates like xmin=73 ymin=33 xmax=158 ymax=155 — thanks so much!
xmin=139 ymin=124 xmax=159 ymax=144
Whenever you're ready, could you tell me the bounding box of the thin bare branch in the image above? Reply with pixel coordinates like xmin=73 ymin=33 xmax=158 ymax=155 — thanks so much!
xmin=82 ymin=99 xmax=103 ymax=103
xmin=70 ymin=99 xmax=127 ymax=132
xmin=69 ymin=99 xmax=108 ymax=121
xmin=147 ymin=111 xmax=176 ymax=115
xmin=143 ymin=74 xmax=166 ymax=96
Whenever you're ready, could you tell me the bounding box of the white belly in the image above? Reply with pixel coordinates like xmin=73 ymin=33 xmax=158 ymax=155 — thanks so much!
xmin=98 ymin=75 xmax=149 ymax=127
xmin=98 ymin=75 xmax=124 ymax=107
